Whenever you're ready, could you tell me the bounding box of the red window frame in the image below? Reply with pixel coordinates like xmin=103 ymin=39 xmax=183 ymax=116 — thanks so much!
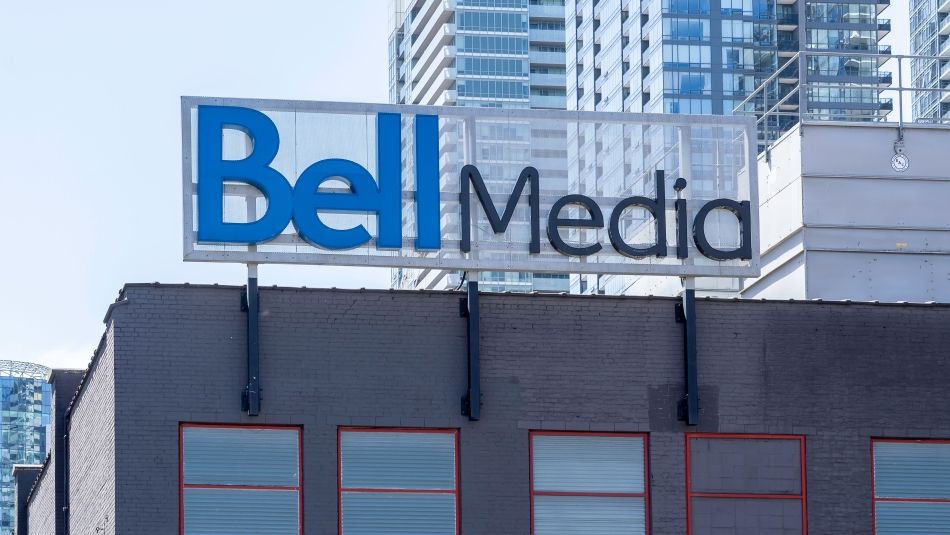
xmin=337 ymin=427 xmax=461 ymax=535
xmin=178 ymin=423 xmax=304 ymax=535
xmin=528 ymin=431 xmax=652 ymax=535
xmin=685 ymin=433 xmax=807 ymax=535
xmin=870 ymin=438 xmax=950 ymax=534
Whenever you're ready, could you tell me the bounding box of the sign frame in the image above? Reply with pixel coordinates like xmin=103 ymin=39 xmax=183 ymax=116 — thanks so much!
xmin=181 ymin=96 xmax=761 ymax=278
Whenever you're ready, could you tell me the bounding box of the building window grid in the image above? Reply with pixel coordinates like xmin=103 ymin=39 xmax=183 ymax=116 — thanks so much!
xmin=529 ymin=431 xmax=651 ymax=535
xmin=685 ymin=433 xmax=807 ymax=535
xmin=870 ymin=438 xmax=950 ymax=534
xmin=337 ymin=427 xmax=461 ymax=535
xmin=178 ymin=423 xmax=303 ymax=535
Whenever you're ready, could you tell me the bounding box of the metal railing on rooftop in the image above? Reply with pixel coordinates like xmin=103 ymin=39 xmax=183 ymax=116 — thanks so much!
xmin=734 ymin=51 xmax=950 ymax=152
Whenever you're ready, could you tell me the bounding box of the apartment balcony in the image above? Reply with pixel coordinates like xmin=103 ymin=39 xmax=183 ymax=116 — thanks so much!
xmin=942 ymin=37 xmax=950 ymax=57
xmin=777 ymin=89 xmax=799 ymax=110
xmin=778 ymin=69 xmax=799 ymax=85
xmin=940 ymin=14 xmax=950 ymax=36
xmin=878 ymin=72 xmax=893 ymax=87
xmin=410 ymin=0 xmax=454 ymax=35
xmin=877 ymin=19 xmax=891 ymax=39
xmin=530 ymin=72 xmax=567 ymax=88
xmin=777 ymin=12 xmax=798 ymax=31
xmin=777 ymin=38 xmax=799 ymax=56
xmin=941 ymin=60 xmax=950 ymax=81
xmin=530 ymin=94 xmax=566 ymax=109
xmin=411 ymin=45 xmax=455 ymax=86
xmin=940 ymin=0 xmax=950 ymax=14
xmin=530 ymin=29 xmax=565 ymax=45
xmin=411 ymin=6 xmax=454 ymax=62
xmin=414 ymin=67 xmax=456 ymax=106
xmin=942 ymin=83 xmax=950 ymax=104
xmin=529 ymin=3 xmax=564 ymax=20
xmin=529 ymin=50 xmax=565 ymax=65
xmin=435 ymin=89 xmax=457 ymax=106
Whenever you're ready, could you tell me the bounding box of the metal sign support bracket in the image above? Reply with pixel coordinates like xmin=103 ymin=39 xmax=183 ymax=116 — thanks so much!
xmin=459 ymin=279 xmax=481 ymax=421
xmin=676 ymin=277 xmax=699 ymax=425
xmin=241 ymin=263 xmax=262 ymax=416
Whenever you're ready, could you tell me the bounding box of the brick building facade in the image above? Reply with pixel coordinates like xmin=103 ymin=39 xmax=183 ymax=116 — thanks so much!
xmin=17 ymin=283 xmax=950 ymax=534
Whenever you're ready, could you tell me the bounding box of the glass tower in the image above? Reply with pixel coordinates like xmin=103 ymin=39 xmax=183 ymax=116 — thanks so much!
xmin=911 ymin=0 xmax=950 ymax=121
xmin=388 ymin=0 xmax=572 ymax=293
xmin=566 ymin=0 xmax=891 ymax=139
xmin=0 ymin=361 xmax=50 ymax=535
xmin=566 ymin=0 xmax=890 ymax=295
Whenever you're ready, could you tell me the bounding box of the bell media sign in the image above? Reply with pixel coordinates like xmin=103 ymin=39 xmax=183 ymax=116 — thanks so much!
xmin=182 ymin=98 xmax=760 ymax=278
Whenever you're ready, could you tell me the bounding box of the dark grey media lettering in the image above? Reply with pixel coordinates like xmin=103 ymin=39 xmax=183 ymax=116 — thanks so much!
xmin=459 ymin=167 xmax=752 ymax=260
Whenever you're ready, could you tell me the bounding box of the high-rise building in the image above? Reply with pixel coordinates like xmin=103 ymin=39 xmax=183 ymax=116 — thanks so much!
xmin=911 ymin=0 xmax=950 ymax=121
xmin=388 ymin=0 xmax=572 ymax=292
xmin=0 ymin=360 xmax=49 ymax=535
xmin=564 ymin=0 xmax=891 ymax=295
xmin=566 ymin=0 xmax=892 ymax=135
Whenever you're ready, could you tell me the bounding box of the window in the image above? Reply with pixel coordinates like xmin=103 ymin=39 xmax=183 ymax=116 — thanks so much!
xmin=663 ymin=18 xmax=710 ymax=41
xmin=721 ymin=20 xmax=753 ymax=42
xmin=339 ymin=428 xmax=459 ymax=535
xmin=872 ymin=439 xmax=950 ymax=533
xmin=720 ymin=0 xmax=753 ymax=16
xmin=664 ymin=72 xmax=710 ymax=95
xmin=664 ymin=98 xmax=711 ymax=114
xmin=459 ymin=57 xmax=528 ymax=77
xmin=180 ymin=424 xmax=302 ymax=535
xmin=530 ymin=44 xmax=566 ymax=53
xmin=663 ymin=44 xmax=711 ymax=69
xmin=530 ymin=432 xmax=649 ymax=534
xmin=459 ymin=0 xmax=526 ymax=6
xmin=686 ymin=434 xmax=806 ymax=535
xmin=530 ymin=22 xmax=565 ymax=30
xmin=458 ymin=80 xmax=528 ymax=99
xmin=459 ymin=35 xmax=529 ymax=54
xmin=664 ymin=0 xmax=710 ymax=14
xmin=457 ymin=11 xmax=528 ymax=33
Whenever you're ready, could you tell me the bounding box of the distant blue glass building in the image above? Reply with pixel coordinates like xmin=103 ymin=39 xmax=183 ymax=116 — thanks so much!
xmin=911 ymin=0 xmax=950 ymax=121
xmin=0 ymin=361 xmax=50 ymax=535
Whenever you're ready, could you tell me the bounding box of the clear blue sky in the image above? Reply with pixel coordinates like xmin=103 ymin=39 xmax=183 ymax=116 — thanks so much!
xmin=0 ymin=2 xmax=909 ymax=369
xmin=0 ymin=1 xmax=393 ymax=368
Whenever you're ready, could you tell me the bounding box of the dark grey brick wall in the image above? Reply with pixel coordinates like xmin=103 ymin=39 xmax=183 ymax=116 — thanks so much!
xmin=63 ymin=284 xmax=950 ymax=534
xmin=26 ymin=459 xmax=54 ymax=535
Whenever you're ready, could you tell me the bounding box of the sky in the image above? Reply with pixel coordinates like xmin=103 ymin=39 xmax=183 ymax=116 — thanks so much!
xmin=0 ymin=1 xmax=394 ymax=369
xmin=0 ymin=1 xmax=910 ymax=370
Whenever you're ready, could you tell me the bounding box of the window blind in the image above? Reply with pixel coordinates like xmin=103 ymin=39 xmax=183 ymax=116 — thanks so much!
xmin=873 ymin=441 xmax=950 ymax=534
xmin=530 ymin=433 xmax=647 ymax=535
xmin=340 ymin=429 xmax=458 ymax=535
xmin=181 ymin=425 xmax=301 ymax=535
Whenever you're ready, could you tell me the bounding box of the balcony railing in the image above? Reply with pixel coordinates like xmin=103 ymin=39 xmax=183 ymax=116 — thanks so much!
xmin=735 ymin=52 xmax=950 ymax=151
xmin=777 ymin=38 xmax=799 ymax=52
xmin=777 ymin=12 xmax=799 ymax=25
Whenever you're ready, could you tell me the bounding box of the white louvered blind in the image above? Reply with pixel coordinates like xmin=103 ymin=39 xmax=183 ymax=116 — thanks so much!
xmin=531 ymin=433 xmax=647 ymax=535
xmin=340 ymin=429 xmax=458 ymax=535
xmin=181 ymin=426 xmax=301 ymax=535
xmin=874 ymin=441 xmax=950 ymax=534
